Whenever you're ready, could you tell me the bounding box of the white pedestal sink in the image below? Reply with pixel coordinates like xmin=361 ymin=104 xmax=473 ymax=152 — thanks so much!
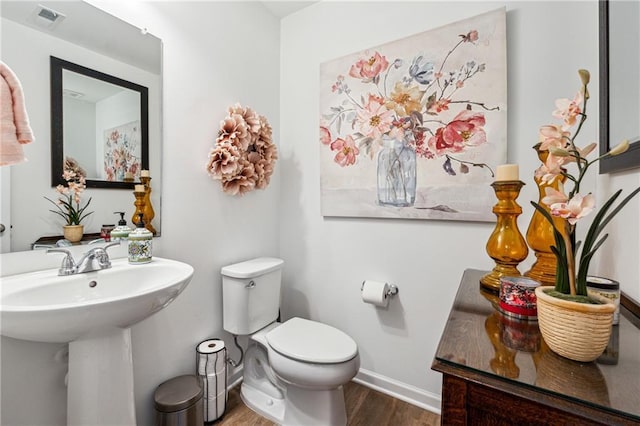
xmin=0 ymin=257 xmax=194 ymax=425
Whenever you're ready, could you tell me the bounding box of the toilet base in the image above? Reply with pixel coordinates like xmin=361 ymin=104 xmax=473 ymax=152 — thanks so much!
xmin=283 ymin=384 xmax=347 ymax=426
xmin=241 ymin=381 xmax=285 ymax=424
xmin=241 ymin=381 xmax=348 ymax=426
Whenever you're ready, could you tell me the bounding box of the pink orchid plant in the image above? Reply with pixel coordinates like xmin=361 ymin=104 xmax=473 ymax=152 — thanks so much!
xmin=531 ymin=69 xmax=640 ymax=299
xmin=320 ymin=29 xmax=496 ymax=176
xmin=45 ymin=158 xmax=93 ymax=226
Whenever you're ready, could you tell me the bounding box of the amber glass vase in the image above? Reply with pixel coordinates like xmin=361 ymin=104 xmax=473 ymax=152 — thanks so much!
xmin=524 ymin=144 xmax=567 ymax=286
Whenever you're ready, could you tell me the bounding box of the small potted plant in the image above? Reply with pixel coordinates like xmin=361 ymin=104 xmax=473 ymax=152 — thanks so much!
xmin=45 ymin=158 xmax=93 ymax=242
xmin=531 ymin=69 xmax=640 ymax=362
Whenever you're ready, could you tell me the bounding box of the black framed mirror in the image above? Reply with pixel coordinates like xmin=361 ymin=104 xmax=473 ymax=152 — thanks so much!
xmin=50 ymin=56 xmax=149 ymax=188
xmin=599 ymin=0 xmax=640 ymax=174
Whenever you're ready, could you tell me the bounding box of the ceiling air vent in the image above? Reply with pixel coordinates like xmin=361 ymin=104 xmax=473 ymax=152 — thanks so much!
xmin=30 ymin=4 xmax=66 ymax=30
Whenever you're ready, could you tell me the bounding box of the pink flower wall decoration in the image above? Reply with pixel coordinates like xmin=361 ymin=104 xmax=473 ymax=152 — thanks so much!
xmin=206 ymin=104 xmax=277 ymax=196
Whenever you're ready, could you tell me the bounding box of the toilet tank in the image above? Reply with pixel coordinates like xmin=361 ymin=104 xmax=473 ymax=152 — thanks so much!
xmin=221 ymin=257 xmax=284 ymax=335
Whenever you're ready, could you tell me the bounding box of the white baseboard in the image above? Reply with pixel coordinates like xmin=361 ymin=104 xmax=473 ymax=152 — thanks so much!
xmin=227 ymin=365 xmax=441 ymax=415
xmin=353 ymin=368 xmax=441 ymax=415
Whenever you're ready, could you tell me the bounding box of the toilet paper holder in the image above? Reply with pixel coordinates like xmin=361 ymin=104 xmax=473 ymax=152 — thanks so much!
xmin=361 ymin=281 xmax=399 ymax=297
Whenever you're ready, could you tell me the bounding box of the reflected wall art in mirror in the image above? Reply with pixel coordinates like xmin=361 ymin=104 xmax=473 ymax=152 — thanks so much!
xmin=50 ymin=56 xmax=149 ymax=189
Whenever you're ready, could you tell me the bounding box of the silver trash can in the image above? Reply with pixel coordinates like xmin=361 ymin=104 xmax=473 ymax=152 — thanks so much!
xmin=154 ymin=375 xmax=204 ymax=426
xmin=197 ymin=338 xmax=227 ymax=423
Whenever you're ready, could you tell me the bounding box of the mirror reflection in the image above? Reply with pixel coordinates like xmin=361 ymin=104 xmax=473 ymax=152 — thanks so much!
xmin=0 ymin=1 xmax=163 ymax=251
xmin=51 ymin=56 xmax=149 ymax=188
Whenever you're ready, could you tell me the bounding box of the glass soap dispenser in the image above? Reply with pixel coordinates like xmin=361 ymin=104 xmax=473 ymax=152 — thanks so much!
xmin=128 ymin=213 xmax=153 ymax=264
xmin=110 ymin=212 xmax=132 ymax=241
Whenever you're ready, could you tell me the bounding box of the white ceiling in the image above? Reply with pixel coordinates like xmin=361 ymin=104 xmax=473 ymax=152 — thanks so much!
xmin=260 ymin=1 xmax=318 ymax=18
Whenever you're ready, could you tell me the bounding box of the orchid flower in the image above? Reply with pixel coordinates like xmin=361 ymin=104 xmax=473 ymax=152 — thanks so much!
xmin=531 ymin=69 xmax=640 ymax=298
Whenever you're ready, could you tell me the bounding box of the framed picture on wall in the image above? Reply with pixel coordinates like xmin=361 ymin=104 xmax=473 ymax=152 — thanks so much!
xmin=103 ymin=120 xmax=141 ymax=181
xmin=319 ymin=8 xmax=507 ymax=222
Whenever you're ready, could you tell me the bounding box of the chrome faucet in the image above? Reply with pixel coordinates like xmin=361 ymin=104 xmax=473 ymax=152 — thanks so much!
xmin=47 ymin=242 xmax=121 ymax=276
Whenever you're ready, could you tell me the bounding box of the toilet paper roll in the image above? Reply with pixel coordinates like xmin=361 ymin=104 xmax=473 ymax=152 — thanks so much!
xmin=361 ymin=280 xmax=389 ymax=307
xmin=197 ymin=339 xmax=226 ymax=375
xmin=197 ymin=339 xmax=225 ymax=354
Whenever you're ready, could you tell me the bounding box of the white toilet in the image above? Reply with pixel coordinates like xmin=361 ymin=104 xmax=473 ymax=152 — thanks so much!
xmin=222 ymin=257 xmax=360 ymax=426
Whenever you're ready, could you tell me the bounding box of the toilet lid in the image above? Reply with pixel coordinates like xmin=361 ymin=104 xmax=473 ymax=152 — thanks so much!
xmin=266 ymin=317 xmax=357 ymax=364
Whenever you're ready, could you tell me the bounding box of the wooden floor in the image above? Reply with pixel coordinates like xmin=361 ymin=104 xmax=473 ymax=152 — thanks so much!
xmin=216 ymin=381 xmax=440 ymax=425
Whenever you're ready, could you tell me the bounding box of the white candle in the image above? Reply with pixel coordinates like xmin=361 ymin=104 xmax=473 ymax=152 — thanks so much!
xmin=495 ymin=164 xmax=519 ymax=181
xmin=140 ymin=170 xmax=150 ymax=177
xmin=134 ymin=184 xmax=146 ymax=192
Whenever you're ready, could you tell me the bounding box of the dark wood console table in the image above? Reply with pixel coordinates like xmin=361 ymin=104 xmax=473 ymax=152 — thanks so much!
xmin=432 ymin=269 xmax=640 ymax=425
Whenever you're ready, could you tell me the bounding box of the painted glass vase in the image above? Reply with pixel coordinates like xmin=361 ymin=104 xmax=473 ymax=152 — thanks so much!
xmin=377 ymin=138 xmax=416 ymax=207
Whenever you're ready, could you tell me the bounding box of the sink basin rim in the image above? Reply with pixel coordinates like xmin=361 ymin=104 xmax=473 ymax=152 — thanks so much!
xmin=1 ymin=257 xmax=194 ymax=312
xmin=0 ymin=256 xmax=195 ymax=343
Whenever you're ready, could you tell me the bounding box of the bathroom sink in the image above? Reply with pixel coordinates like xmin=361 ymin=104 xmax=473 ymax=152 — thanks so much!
xmin=0 ymin=256 xmax=194 ymax=425
xmin=1 ymin=257 xmax=194 ymax=343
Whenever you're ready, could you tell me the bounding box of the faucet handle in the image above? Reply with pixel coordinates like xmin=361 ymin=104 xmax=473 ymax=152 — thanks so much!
xmin=47 ymin=248 xmax=76 ymax=275
xmin=103 ymin=241 xmax=121 ymax=252
xmin=93 ymin=241 xmax=120 ymax=269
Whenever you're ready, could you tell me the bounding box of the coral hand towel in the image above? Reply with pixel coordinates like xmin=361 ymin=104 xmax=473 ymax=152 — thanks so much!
xmin=1 ymin=61 xmax=35 ymax=166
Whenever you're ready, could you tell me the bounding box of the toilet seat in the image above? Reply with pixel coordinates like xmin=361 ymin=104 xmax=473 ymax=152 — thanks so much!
xmin=266 ymin=317 xmax=358 ymax=364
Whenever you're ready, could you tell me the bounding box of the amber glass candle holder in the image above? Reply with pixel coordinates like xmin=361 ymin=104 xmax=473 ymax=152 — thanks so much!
xmin=132 ymin=188 xmax=146 ymax=227
xmin=480 ymin=180 xmax=529 ymax=293
xmin=485 ymin=312 xmax=520 ymax=379
xmin=524 ymin=145 xmax=567 ymax=285
xmin=140 ymin=176 xmax=157 ymax=235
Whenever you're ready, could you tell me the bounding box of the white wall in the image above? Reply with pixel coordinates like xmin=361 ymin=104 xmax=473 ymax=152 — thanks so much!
xmin=279 ymin=0 xmax=604 ymax=409
xmin=64 ymin=98 xmax=97 ymax=176
xmin=595 ymin=171 xmax=640 ymax=301
xmin=0 ymin=18 xmax=161 ymax=251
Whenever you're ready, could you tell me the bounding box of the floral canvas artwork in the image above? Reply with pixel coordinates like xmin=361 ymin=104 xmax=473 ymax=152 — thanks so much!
xmin=319 ymin=8 xmax=507 ymax=221
xmin=103 ymin=120 xmax=141 ymax=181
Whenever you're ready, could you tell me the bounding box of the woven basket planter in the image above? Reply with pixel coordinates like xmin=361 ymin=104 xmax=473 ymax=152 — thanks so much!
xmin=63 ymin=225 xmax=84 ymax=243
xmin=535 ymin=286 xmax=615 ymax=362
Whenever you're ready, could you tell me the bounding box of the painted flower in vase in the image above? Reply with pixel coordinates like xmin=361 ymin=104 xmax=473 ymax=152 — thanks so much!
xmin=104 ymin=122 xmax=141 ymax=181
xmin=531 ymin=69 xmax=640 ymax=300
xmin=45 ymin=158 xmax=93 ymax=226
xmin=320 ymin=29 xmax=497 ymax=207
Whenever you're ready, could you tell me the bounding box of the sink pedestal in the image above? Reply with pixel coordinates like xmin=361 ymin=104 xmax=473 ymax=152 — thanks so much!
xmin=68 ymin=327 xmax=136 ymax=425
